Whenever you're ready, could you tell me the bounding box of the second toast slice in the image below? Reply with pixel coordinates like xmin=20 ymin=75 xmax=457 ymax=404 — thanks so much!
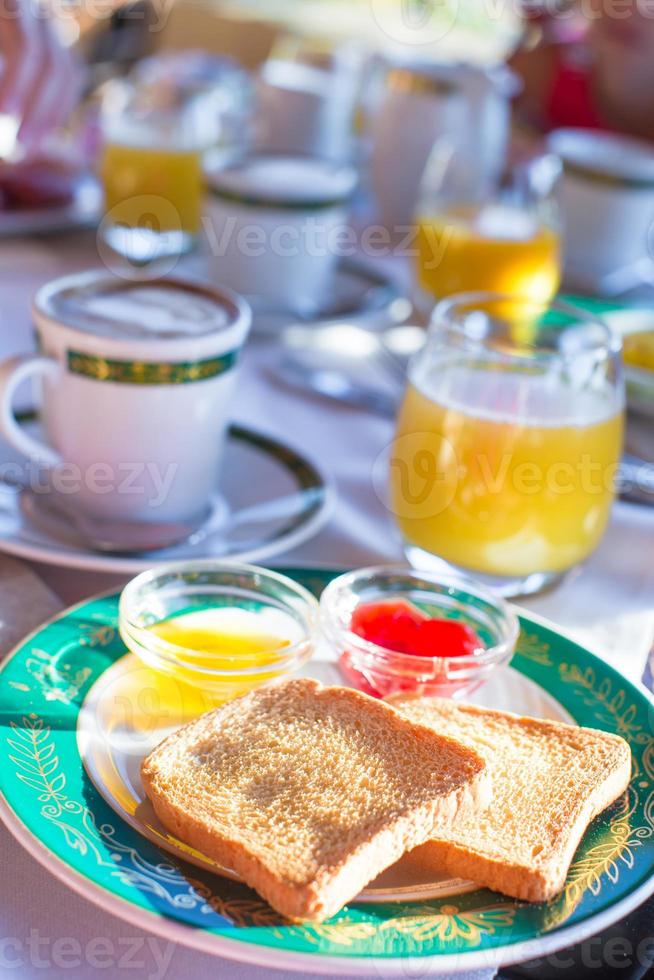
xmin=390 ymin=696 xmax=632 ymax=902
xmin=141 ymin=678 xmax=490 ymax=921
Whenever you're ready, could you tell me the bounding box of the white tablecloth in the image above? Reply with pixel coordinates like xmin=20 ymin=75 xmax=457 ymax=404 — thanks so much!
xmin=1 ymin=231 xmax=653 ymax=979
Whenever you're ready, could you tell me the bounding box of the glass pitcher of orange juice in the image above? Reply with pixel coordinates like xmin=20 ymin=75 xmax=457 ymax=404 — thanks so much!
xmin=389 ymin=294 xmax=624 ymax=597
xmin=414 ymin=149 xmax=562 ymax=311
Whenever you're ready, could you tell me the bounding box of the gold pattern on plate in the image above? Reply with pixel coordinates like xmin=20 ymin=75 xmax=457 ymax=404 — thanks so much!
xmin=517 ymin=631 xmax=555 ymax=667
xmin=541 ymin=791 xmax=638 ymax=932
xmin=380 ymin=904 xmax=519 ymax=944
xmin=7 ymin=716 xmax=234 ymax=913
xmin=78 ymin=623 xmax=116 ymax=648
xmin=539 ymin=664 xmax=654 ymax=931
xmin=559 ymin=662 xmax=653 ymax=754
xmin=186 ymin=883 xmax=284 ymax=928
xmin=25 ymin=649 xmax=92 ymax=705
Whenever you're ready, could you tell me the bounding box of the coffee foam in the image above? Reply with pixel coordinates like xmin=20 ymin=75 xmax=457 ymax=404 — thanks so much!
xmin=48 ymin=281 xmax=231 ymax=340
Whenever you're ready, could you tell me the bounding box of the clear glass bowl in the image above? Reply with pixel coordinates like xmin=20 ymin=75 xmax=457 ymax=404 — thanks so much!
xmin=320 ymin=566 xmax=519 ymax=700
xmin=119 ymin=560 xmax=319 ymax=701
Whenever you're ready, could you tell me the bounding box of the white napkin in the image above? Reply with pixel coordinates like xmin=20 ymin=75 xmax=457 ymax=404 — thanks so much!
xmin=520 ymin=501 xmax=654 ymax=688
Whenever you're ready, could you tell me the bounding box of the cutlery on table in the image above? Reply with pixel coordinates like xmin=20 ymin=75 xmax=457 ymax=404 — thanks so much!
xmin=9 ymin=475 xmax=209 ymax=553
xmin=617 ymin=454 xmax=654 ymax=509
xmin=0 ymin=470 xmax=320 ymax=555
xmin=272 ymin=357 xmax=399 ymax=419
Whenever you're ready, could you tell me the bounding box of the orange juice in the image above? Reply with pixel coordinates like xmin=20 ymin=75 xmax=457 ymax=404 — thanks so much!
xmin=390 ymin=367 xmax=623 ymax=577
xmin=416 ymin=203 xmax=561 ymax=302
xmin=101 ymin=143 xmax=202 ymax=234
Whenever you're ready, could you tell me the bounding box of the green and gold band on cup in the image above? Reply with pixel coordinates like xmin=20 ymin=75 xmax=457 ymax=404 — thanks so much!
xmin=207 ymin=186 xmax=349 ymax=211
xmin=562 ymin=159 xmax=654 ymax=191
xmin=386 ymin=67 xmax=460 ymax=98
xmin=67 ymin=349 xmax=239 ymax=385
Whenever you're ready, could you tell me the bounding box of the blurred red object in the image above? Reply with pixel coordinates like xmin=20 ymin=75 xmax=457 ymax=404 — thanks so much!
xmin=0 ymin=157 xmax=79 ymax=209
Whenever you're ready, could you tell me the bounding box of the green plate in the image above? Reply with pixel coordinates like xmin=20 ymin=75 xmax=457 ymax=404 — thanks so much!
xmin=562 ymin=294 xmax=654 ymax=419
xmin=1 ymin=567 xmax=653 ymax=976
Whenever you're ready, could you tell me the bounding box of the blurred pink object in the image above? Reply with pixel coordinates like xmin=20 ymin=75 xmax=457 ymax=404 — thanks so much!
xmin=0 ymin=0 xmax=81 ymax=159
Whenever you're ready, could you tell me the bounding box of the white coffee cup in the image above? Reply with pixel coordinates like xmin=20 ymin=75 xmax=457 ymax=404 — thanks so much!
xmin=549 ymin=128 xmax=654 ymax=284
xmin=204 ymin=154 xmax=358 ymax=313
xmin=0 ymin=271 xmax=251 ymax=523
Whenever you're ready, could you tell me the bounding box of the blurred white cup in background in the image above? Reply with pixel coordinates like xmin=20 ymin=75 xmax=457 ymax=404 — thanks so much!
xmin=369 ymin=61 xmax=518 ymax=232
xmin=549 ymin=128 xmax=654 ymax=286
xmin=204 ymin=154 xmax=358 ymax=313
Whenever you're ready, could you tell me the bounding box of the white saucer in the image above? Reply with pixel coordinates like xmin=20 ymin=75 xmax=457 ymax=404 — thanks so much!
xmin=0 ymin=420 xmax=333 ymax=573
xmin=78 ymin=647 xmax=572 ymax=904
xmin=0 ymin=174 xmax=102 ymax=238
xmin=563 ymin=257 xmax=654 ymax=299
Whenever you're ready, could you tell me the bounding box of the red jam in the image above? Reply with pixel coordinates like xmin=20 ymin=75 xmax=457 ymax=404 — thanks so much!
xmin=351 ymin=600 xmax=481 ymax=658
xmin=340 ymin=599 xmax=483 ymax=699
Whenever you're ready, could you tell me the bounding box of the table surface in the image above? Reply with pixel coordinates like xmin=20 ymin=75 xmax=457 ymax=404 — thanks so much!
xmin=1 ymin=229 xmax=654 ymax=980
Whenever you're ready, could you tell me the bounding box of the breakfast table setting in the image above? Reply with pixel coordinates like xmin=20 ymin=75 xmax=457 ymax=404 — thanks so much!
xmin=1 ymin=222 xmax=654 ymax=980
xmin=3 ymin=30 xmax=654 ymax=980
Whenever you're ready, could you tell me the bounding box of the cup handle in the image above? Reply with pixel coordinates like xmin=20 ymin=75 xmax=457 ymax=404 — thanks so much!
xmin=0 ymin=354 xmax=62 ymax=467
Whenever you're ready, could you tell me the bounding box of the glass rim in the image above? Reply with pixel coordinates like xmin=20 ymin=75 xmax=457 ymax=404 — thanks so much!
xmin=429 ymin=291 xmax=621 ymax=361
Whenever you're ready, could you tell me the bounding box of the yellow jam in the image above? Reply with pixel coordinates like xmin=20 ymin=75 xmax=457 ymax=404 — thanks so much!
xmin=150 ymin=607 xmax=292 ymax=661
xmin=124 ymin=606 xmax=303 ymax=715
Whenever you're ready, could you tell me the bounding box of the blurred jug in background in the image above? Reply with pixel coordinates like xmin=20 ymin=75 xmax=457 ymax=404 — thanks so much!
xmin=254 ymin=44 xmax=366 ymax=165
xmin=99 ymin=53 xmax=252 ymax=264
xmin=370 ymin=61 xmax=519 ymax=233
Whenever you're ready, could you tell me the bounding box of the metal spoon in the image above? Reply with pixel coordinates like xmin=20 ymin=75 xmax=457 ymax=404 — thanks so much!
xmin=17 ymin=484 xmax=209 ymax=554
xmin=0 ymin=470 xmax=322 ymax=555
xmin=617 ymin=454 xmax=654 ymax=508
xmin=272 ymin=357 xmax=399 ymax=418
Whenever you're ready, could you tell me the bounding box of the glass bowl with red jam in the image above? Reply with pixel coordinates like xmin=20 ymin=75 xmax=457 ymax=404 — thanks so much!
xmin=320 ymin=566 xmax=519 ymax=700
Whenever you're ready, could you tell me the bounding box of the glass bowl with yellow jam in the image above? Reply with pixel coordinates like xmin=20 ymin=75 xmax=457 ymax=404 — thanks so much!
xmin=119 ymin=561 xmax=319 ymax=704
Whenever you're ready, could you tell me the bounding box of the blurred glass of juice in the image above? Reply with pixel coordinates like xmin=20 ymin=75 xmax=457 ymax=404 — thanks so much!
xmin=102 ymin=143 xmax=202 ymax=234
xmin=390 ymin=295 xmax=624 ymax=598
xmin=99 ymin=78 xmax=212 ymax=262
xmin=415 ymin=202 xmax=561 ymax=303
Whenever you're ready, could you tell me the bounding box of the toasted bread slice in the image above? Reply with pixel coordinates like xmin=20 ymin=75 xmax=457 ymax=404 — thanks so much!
xmin=389 ymin=696 xmax=632 ymax=903
xmin=141 ymin=678 xmax=490 ymax=922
